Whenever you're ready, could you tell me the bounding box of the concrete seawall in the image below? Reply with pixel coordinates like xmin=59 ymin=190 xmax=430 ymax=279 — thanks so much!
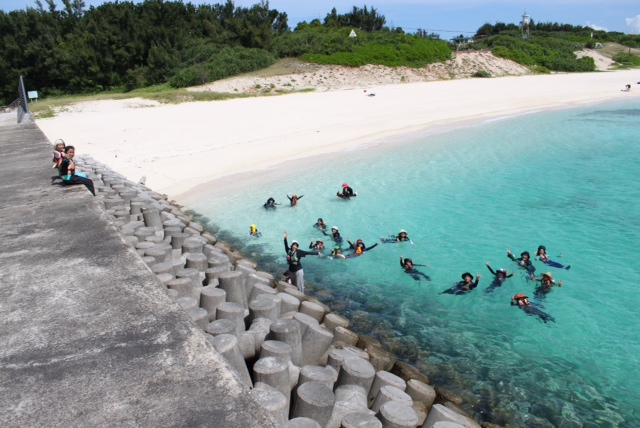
xmin=0 ymin=123 xmax=278 ymax=427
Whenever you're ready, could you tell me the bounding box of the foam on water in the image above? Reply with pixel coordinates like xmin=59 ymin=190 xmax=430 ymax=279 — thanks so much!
xmin=182 ymin=98 xmax=640 ymax=426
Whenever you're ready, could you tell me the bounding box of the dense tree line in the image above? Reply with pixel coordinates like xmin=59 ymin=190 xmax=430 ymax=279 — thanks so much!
xmin=0 ymin=0 xmax=289 ymax=103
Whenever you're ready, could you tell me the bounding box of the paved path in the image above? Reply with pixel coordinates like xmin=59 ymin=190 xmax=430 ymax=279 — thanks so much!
xmin=0 ymin=123 xmax=277 ymax=427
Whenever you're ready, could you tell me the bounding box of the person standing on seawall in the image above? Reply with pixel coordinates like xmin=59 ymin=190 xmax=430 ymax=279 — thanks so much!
xmin=284 ymin=232 xmax=320 ymax=293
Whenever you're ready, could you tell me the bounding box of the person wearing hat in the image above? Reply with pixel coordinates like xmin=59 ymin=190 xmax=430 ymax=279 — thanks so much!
xmin=511 ymin=292 xmax=555 ymax=323
xmin=399 ymin=255 xmax=431 ymax=281
xmin=249 ymin=224 xmax=261 ymax=237
xmin=337 ymin=183 xmax=356 ymax=199
xmin=485 ymin=262 xmax=514 ymax=293
xmin=286 ymin=193 xmax=304 ymax=206
xmin=322 ymin=226 xmax=343 ymax=245
xmin=441 ymin=272 xmax=481 ymax=295
xmin=309 ymin=238 xmax=325 ymax=251
xmin=531 ymin=272 xmax=563 ymax=300
xmin=381 ymin=229 xmax=411 ymax=243
xmin=330 ymin=246 xmax=346 ymax=259
xmin=263 ymin=197 xmax=281 ymax=209
xmin=346 ymin=238 xmax=379 ymax=257
xmin=507 ymin=248 xmax=535 ymax=275
xmin=284 ymin=232 xmax=321 ymax=293
xmin=535 ymin=245 xmax=570 ymax=270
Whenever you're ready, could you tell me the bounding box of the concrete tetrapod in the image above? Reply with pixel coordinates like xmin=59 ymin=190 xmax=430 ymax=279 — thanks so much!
xmin=251 ymin=388 xmax=289 ymax=426
xmin=341 ymin=412 xmax=382 ymax=428
xmin=253 ymin=356 xmax=292 ymax=411
xmin=336 ymin=357 xmax=376 ymax=394
xmin=301 ymin=323 xmax=334 ymax=367
xmin=216 ymin=301 xmax=246 ymax=334
xmin=284 ymin=418 xmax=321 ymax=428
xmin=206 ymin=319 xmax=237 ymax=337
xmin=268 ymin=318 xmax=303 ymax=367
xmin=291 ymin=381 xmax=335 ymax=427
xmin=249 ymin=298 xmax=279 ymax=323
xmin=211 ymin=333 xmax=253 ymax=388
xmin=200 ymin=286 xmax=226 ymax=322
xmin=298 ymin=365 xmax=336 ymax=390
xmin=260 ymin=340 xmax=294 ymax=362
xmin=368 ymin=371 xmax=407 ymax=407
xmin=218 ymin=270 xmax=248 ymax=309
xmin=371 ymin=385 xmax=413 ymax=413
xmin=421 ymin=404 xmax=481 ymax=428
xmin=376 ymin=401 xmax=418 ymax=428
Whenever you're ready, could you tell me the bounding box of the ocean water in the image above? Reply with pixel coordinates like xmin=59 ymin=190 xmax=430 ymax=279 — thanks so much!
xmin=181 ymin=98 xmax=640 ymax=427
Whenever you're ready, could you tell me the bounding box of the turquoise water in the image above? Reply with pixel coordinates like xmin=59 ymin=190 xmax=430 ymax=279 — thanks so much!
xmin=182 ymin=99 xmax=640 ymax=427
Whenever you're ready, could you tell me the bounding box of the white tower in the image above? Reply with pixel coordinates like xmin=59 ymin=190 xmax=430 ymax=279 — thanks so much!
xmin=521 ymin=11 xmax=531 ymax=39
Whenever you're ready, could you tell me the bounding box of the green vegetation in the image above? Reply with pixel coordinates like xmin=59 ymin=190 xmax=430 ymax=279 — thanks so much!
xmin=3 ymin=0 xmax=639 ymax=105
xmin=469 ymin=21 xmax=640 ymax=72
xmin=612 ymin=53 xmax=640 ymax=67
xmin=471 ymin=70 xmax=491 ymax=78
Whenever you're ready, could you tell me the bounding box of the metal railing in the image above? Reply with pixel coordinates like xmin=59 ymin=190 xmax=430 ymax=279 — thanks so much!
xmin=17 ymin=76 xmax=32 ymax=124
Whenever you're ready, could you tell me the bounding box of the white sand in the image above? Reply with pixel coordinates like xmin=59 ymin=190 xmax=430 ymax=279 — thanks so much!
xmin=38 ymin=70 xmax=639 ymax=199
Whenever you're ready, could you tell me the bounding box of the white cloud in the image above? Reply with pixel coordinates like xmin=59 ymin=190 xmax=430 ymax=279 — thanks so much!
xmin=586 ymin=22 xmax=608 ymax=31
xmin=626 ymin=15 xmax=640 ymax=33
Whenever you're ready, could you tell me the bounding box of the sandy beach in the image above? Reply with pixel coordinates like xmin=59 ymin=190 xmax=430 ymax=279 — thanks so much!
xmin=38 ymin=68 xmax=639 ymax=199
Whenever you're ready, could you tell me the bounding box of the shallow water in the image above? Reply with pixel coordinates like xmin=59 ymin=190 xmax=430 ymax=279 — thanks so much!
xmin=182 ymin=99 xmax=640 ymax=427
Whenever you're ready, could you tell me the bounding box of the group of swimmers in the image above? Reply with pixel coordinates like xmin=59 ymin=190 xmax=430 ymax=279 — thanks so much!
xmin=52 ymin=139 xmax=96 ymax=196
xmin=255 ymin=184 xmax=569 ymax=324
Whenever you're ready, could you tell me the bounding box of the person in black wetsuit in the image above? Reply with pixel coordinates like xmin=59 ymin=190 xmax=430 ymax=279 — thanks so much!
xmin=382 ymin=229 xmax=411 ymax=243
xmin=507 ymin=249 xmax=535 ymax=276
xmin=313 ymin=218 xmax=328 ymax=232
xmin=58 ymin=146 xmax=95 ymax=196
xmin=322 ymin=226 xmax=343 ymax=245
xmin=441 ymin=272 xmax=480 ymax=295
xmin=284 ymin=232 xmax=320 ymax=293
xmin=511 ymin=293 xmax=555 ymax=323
xmin=485 ymin=262 xmax=514 ymax=292
xmin=346 ymin=238 xmax=379 ymax=258
xmin=337 ymin=183 xmax=356 ymax=199
xmin=309 ymin=239 xmax=325 ymax=251
xmin=400 ymin=255 xmax=431 ymax=281
xmin=531 ymin=271 xmax=563 ymax=300
xmin=263 ymin=197 xmax=281 ymax=209
xmin=287 ymin=194 xmax=304 ymax=206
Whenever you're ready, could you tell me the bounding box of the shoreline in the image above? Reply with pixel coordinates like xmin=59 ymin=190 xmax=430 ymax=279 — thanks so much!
xmin=37 ymin=70 xmax=640 ymax=200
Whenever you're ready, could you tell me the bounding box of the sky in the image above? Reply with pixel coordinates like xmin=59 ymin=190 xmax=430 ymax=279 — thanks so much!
xmin=3 ymin=0 xmax=640 ymax=38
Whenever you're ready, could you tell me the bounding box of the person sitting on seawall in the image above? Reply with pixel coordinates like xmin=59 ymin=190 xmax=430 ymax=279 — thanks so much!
xmin=263 ymin=197 xmax=281 ymax=209
xmin=58 ymin=146 xmax=95 ymax=196
xmin=507 ymin=248 xmax=535 ymax=275
xmin=337 ymin=183 xmax=356 ymax=199
xmin=330 ymin=246 xmax=346 ymax=259
xmin=282 ymin=270 xmax=292 ymax=284
xmin=345 ymin=238 xmax=379 ymax=258
xmin=531 ymin=271 xmax=563 ymax=300
xmin=382 ymin=229 xmax=411 ymax=243
xmin=511 ymin=293 xmax=556 ymax=324
xmin=484 ymin=262 xmax=514 ymax=293
xmin=309 ymin=239 xmax=325 ymax=251
xmin=287 ymin=193 xmax=304 ymax=206
xmin=535 ymin=245 xmax=570 ymax=270
xmin=441 ymin=272 xmax=480 ymax=295
xmin=249 ymin=224 xmax=261 ymax=238
xmin=52 ymin=139 xmax=66 ymax=170
xmin=284 ymin=232 xmax=321 ymax=293
xmin=314 ymin=218 xmax=328 ymax=232
xmin=400 ymin=255 xmax=431 ymax=281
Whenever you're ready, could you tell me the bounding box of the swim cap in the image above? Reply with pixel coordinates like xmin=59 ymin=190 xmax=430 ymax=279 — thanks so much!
xmin=399 ymin=229 xmax=407 ymax=234
xmin=332 ymin=226 xmax=339 ymax=231
xmin=342 ymin=183 xmax=349 ymax=188
xmin=497 ymin=268 xmax=506 ymax=274
xmin=334 ymin=246 xmax=340 ymax=250
xmin=291 ymin=240 xmax=299 ymax=245
xmin=513 ymin=293 xmax=528 ymax=300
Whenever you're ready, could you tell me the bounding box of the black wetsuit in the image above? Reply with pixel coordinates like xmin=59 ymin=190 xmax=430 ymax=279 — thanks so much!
xmin=512 ymin=302 xmax=556 ymax=323
xmin=59 ymin=158 xmax=95 ymax=195
xmin=322 ymin=230 xmax=343 ymax=245
xmin=441 ymin=279 xmax=478 ymax=295
xmin=484 ymin=265 xmax=514 ymax=293
xmin=507 ymin=252 xmax=536 ymax=275
xmin=399 ymin=258 xmax=431 ymax=281
xmin=346 ymin=240 xmax=378 ymax=258
xmin=287 ymin=195 xmax=304 ymax=205
xmin=264 ymin=199 xmax=278 ymax=209
xmin=337 ymin=187 xmax=356 ymax=198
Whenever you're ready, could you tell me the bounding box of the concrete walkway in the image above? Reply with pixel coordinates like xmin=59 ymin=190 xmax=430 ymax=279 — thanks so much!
xmin=0 ymin=123 xmax=277 ymax=427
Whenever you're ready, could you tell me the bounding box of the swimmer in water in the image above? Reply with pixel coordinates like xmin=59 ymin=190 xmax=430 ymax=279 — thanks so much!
xmin=440 ymin=272 xmax=480 ymax=295
xmin=400 ymin=255 xmax=431 ymax=281
xmin=535 ymin=245 xmax=570 ymax=270
xmin=485 ymin=262 xmax=514 ymax=293
xmin=287 ymin=193 xmax=304 ymax=206
xmin=337 ymin=183 xmax=357 ymax=199
xmin=263 ymin=197 xmax=281 ymax=209
xmin=309 ymin=239 xmax=325 ymax=251
xmin=511 ymin=293 xmax=556 ymax=323
xmin=314 ymin=218 xmax=328 ymax=232
xmin=507 ymin=248 xmax=535 ymax=275
xmin=346 ymin=238 xmax=379 ymax=258
xmin=249 ymin=224 xmax=261 ymax=237
xmin=531 ymin=271 xmax=563 ymax=300
xmin=381 ymin=229 xmax=411 ymax=243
